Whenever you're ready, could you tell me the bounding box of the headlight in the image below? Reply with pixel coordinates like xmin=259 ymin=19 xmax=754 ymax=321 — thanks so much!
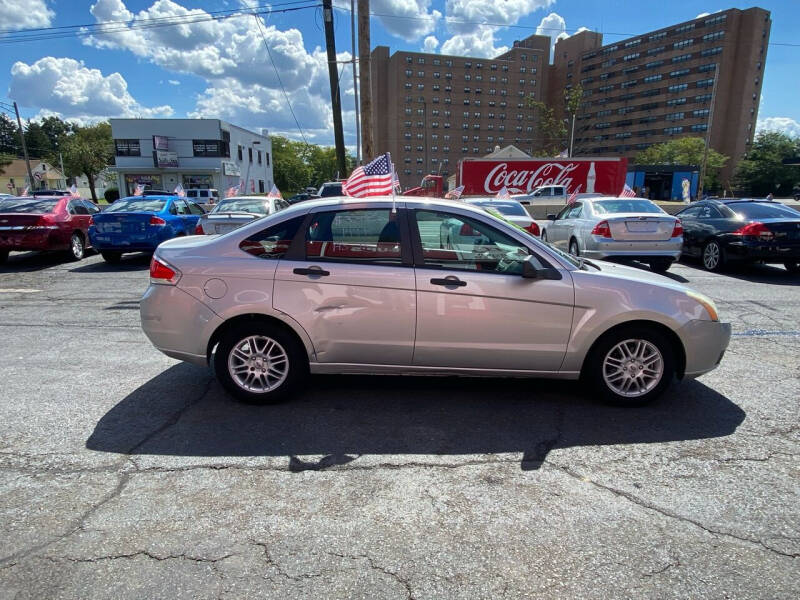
xmin=687 ymin=291 xmax=719 ymax=322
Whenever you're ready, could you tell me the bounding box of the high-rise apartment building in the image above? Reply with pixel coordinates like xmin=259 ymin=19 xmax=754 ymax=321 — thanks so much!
xmin=371 ymin=7 xmax=770 ymax=189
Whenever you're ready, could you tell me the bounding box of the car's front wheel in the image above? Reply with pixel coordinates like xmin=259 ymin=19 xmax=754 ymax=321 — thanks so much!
xmin=214 ymin=322 xmax=307 ymax=404
xmin=569 ymin=238 xmax=580 ymax=257
xmin=585 ymin=326 xmax=675 ymax=406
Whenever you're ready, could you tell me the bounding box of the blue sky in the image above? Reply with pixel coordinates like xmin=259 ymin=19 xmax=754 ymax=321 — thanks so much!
xmin=1 ymin=0 xmax=798 ymax=145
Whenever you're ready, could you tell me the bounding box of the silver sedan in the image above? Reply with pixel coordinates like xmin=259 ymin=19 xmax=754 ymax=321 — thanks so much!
xmin=141 ymin=196 xmax=729 ymax=407
xmin=541 ymin=197 xmax=683 ymax=273
xmin=194 ymin=196 xmax=288 ymax=235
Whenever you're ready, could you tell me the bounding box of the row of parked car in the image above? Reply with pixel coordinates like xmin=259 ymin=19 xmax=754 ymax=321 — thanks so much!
xmin=2 ymin=189 xmax=799 ymax=274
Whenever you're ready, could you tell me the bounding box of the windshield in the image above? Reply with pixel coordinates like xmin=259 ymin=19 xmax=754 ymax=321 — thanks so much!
xmin=727 ymin=202 xmax=800 ymax=220
xmin=471 ymin=201 xmax=527 ymax=216
xmin=211 ymin=199 xmax=270 ymax=214
xmin=105 ymin=198 xmax=167 ymax=213
xmin=591 ymin=200 xmax=664 ymax=214
xmin=0 ymin=199 xmax=59 ymax=213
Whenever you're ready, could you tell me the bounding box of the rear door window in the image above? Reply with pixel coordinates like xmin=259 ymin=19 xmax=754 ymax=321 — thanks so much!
xmin=305 ymin=209 xmax=403 ymax=265
xmin=239 ymin=216 xmax=304 ymax=258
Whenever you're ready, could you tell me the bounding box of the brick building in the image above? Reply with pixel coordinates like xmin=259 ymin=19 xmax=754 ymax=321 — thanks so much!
xmin=371 ymin=7 xmax=770 ymax=189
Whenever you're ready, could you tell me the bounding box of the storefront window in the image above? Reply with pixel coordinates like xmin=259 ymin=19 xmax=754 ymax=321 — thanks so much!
xmin=182 ymin=175 xmax=214 ymax=189
xmin=124 ymin=174 xmax=162 ymax=195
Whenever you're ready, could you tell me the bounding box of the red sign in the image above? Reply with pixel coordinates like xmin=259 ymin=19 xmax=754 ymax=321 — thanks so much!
xmin=458 ymin=158 xmax=628 ymax=196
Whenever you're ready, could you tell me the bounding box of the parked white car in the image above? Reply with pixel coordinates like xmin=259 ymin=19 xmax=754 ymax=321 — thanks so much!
xmin=514 ymin=185 xmax=569 ymax=204
xmin=141 ymin=196 xmax=730 ymax=408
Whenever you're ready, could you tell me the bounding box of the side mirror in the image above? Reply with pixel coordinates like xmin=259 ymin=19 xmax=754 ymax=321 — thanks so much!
xmin=546 ymin=214 xmax=556 ymax=221
xmin=522 ymin=256 xmax=562 ymax=280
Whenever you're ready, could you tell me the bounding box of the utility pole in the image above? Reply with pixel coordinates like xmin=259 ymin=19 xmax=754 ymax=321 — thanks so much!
xmin=569 ymin=113 xmax=576 ymax=158
xmin=350 ymin=0 xmax=361 ymax=163
xmin=13 ymin=102 xmax=34 ymax=190
xmin=697 ymin=65 xmax=720 ymax=200
xmin=357 ymin=0 xmax=373 ymax=160
xmin=322 ymin=0 xmax=347 ymax=177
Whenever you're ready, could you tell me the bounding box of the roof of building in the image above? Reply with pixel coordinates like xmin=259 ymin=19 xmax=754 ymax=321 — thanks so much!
xmin=0 ymin=159 xmax=64 ymax=179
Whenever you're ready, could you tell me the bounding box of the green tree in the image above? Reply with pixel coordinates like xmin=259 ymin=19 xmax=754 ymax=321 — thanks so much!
xmin=23 ymin=120 xmax=52 ymax=159
xmin=271 ymin=135 xmax=312 ymax=193
xmin=62 ymin=122 xmax=113 ymax=202
xmin=525 ymin=99 xmax=566 ymax=156
xmin=0 ymin=153 xmax=12 ymax=175
xmin=0 ymin=114 xmax=19 ymax=155
xmin=635 ymin=137 xmax=728 ymax=190
xmin=734 ymin=131 xmax=800 ymax=197
xmin=39 ymin=116 xmax=77 ymax=167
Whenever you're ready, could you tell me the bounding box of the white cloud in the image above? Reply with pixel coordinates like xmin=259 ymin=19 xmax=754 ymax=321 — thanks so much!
xmin=696 ymin=12 xmax=710 ymax=18
xmin=371 ymin=0 xmax=442 ymax=42
xmin=445 ymin=0 xmax=554 ymax=33
xmin=0 ymin=0 xmax=54 ymax=30
xmin=422 ymin=35 xmax=439 ymax=52
xmin=167 ymin=79 xmax=180 ymax=85
xmin=440 ymin=26 xmax=508 ymax=58
xmin=536 ymin=12 xmax=568 ymax=62
xmin=9 ymin=57 xmax=173 ymax=120
xmin=756 ymin=117 xmax=800 ymax=138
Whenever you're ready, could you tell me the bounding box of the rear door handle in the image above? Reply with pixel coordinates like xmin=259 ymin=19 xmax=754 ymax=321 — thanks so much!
xmin=293 ymin=267 xmax=330 ymax=276
xmin=430 ymin=277 xmax=467 ymax=287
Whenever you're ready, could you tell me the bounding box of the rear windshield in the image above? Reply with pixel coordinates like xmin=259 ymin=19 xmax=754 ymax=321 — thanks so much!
xmin=211 ymin=199 xmax=270 ymax=215
xmin=592 ymin=200 xmax=664 ymax=214
xmin=727 ymin=202 xmax=800 ymax=220
xmin=471 ymin=201 xmax=527 ymax=216
xmin=105 ymin=198 xmax=166 ymax=213
xmin=319 ymin=184 xmax=342 ymax=197
xmin=0 ymin=199 xmax=59 ymax=213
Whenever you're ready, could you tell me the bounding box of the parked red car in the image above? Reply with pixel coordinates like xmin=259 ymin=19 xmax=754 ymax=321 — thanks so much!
xmin=0 ymin=195 xmax=99 ymax=263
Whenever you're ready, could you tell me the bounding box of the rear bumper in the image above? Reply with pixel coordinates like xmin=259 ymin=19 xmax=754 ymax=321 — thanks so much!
xmin=679 ymin=319 xmax=732 ymax=378
xmin=0 ymin=230 xmax=63 ymax=252
xmin=724 ymin=239 xmax=800 ymax=262
xmin=89 ymin=229 xmax=171 ymax=252
xmin=582 ymin=236 xmax=682 ymax=260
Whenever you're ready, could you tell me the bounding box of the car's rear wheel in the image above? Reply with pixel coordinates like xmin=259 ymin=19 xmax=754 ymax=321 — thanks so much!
xmin=101 ymin=251 xmax=122 ymax=264
xmin=214 ymin=322 xmax=307 ymax=404
xmin=68 ymin=232 xmax=85 ymax=261
xmin=784 ymin=261 xmax=799 ymax=274
xmin=649 ymin=258 xmax=672 ymax=273
xmin=569 ymin=238 xmax=580 ymax=256
xmin=0 ymin=250 xmax=8 ymax=264
xmin=585 ymin=326 xmax=675 ymax=406
xmin=701 ymin=240 xmax=725 ymax=272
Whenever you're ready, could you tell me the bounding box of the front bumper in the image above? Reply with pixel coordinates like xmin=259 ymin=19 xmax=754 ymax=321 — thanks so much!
xmin=679 ymin=319 xmax=732 ymax=378
xmin=140 ymin=284 xmax=223 ymax=366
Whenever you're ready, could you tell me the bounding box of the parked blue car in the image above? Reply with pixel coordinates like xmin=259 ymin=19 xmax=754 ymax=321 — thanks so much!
xmin=89 ymin=195 xmax=206 ymax=263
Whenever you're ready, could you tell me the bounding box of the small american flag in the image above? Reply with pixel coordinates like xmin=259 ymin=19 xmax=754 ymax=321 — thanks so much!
xmin=266 ymin=184 xmax=282 ymax=198
xmin=173 ymin=184 xmax=185 ymax=197
xmin=69 ymin=184 xmax=79 ymax=197
xmin=444 ymin=185 xmax=464 ymax=200
xmin=392 ymin=171 xmax=402 ymax=194
xmin=134 ymin=184 xmax=144 ymax=196
xmin=343 ymin=153 xmax=394 ymax=197
xmin=496 ymin=186 xmax=511 ymax=200
xmin=567 ymin=185 xmax=581 ymax=205
xmin=226 ymin=186 xmax=239 ymax=198
xmin=619 ymin=184 xmax=637 ymax=198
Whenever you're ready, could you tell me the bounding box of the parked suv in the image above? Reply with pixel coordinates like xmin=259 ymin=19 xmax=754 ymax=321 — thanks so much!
xmin=514 ymin=185 xmax=569 ymax=204
xmin=314 ymin=182 xmax=343 ymax=198
xmin=186 ymin=189 xmax=220 ymax=204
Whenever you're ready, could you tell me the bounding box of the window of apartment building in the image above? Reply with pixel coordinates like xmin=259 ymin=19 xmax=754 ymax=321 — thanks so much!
xmin=520 ymin=66 xmax=526 ymax=73
xmin=461 ymin=135 xmax=469 ymax=142
xmin=115 ymin=138 xmax=141 ymax=156
xmin=674 ymin=23 xmax=695 ymax=34
xmin=416 ymin=157 xmax=423 ymax=164
xmin=648 ymin=31 xmax=667 ymax=42
xmin=404 ymin=82 xmax=412 ymax=89
xmin=672 ymin=53 xmax=692 ymax=63
xmin=500 ymin=76 xmax=508 ymax=84
xmin=666 ymin=97 xmax=686 ymax=106
xmin=405 ymin=96 xmax=412 ymax=103
xmin=695 ymin=93 xmax=712 ymax=103
xmin=404 ymin=108 xmax=412 ymax=115
xmin=623 ymin=52 xmax=640 ymax=61
xmin=581 ymin=64 xmax=597 ymax=73
xmin=473 ymin=135 xmax=480 ymax=141
xmin=473 ymin=147 xmax=480 ymax=154
xmin=416 ymin=133 xmax=423 ymax=139
xmin=464 ymin=61 xmax=472 ymax=68
xmin=461 ymin=146 xmax=468 ymax=153
xmin=462 ymin=123 xmax=469 ymax=129
xmin=704 ymin=14 xmax=726 ymax=26
xmin=615 ymin=132 xmax=632 ymax=139
xmin=404 ymin=169 xmax=411 ymax=175
xmin=416 ymin=71 xmax=424 ymax=77
xmin=445 ymin=59 xmax=453 ymax=67
xmin=431 ymin=145 xmax=438 ymax=152
xmin=404 ymin=132 xmax=411 ymax=139
xmin=444 ymin=85 xmax=452 ymax=92
xmin=581 ymin=77 xmax=594 ymax=85
xmin=431 ymin=121 xmax=439 ymax=128
xmin=500 ymin=89 xmax=507 ymax=96
xmin=405 ymin=69 xmax=412 ymax=77
xmin=248 ymin=147 xmax=253 ymax=162
xmin=475 ymin=89 xmax=482 ymax=96
xmin=640 ymin=116 xmax=659 ymax=124
xmin=432 ymin=109 xmax=440 ymax=116
xmin=623 ymin=66 xmax=639 ymax=75
xmin=669 ymin=68 xmax=690 ymax=78
xmin=643 ymin=74 xmax=662 ymax=83
xmin=443 ymin=145 xmax=450 ymax=152
xmin=462 ymin=111 xmax=469 ymax=118
xmin=432 ymin=84 xmax=440 ymax=92
xmin=404 ymin=157 xmax=411 ymax=164
xmin=602 ymin=58 xmax=616 ymax=68
xmin=701 ymin=46 xmax=723 ymax=57
xmin=595 ymin=122 xmax=611 ymax=129
xmin=698 ymin=63 xmax=716 ymax=73
xmin=645 ymin=60 xmax=664 ymax=69
xmin=619 ymin=92 xmax=635 ymax=100
xmin=417 ymin=84 xmax=424 ymax=90
xmin=668 ymin=83 xmax=688 ymax=92
xmin=191 ymin=139 xmax=226 ymax=157
xmin=647 ymin=45 xmax=665 ymax=56
xmin=433 ymin=58 xmax=441 ymax=66
xmin=664 ymin=126 xmax=684 ymax=135
xmin=641 ymin=88 xmax=660 ymax=97
xmin=404 ymin=145 xmax=411 ymax=151
xmin=603 ymin=45 xmax=619 ymax=54
xmin=640 ymin=102 xmax=659 ymax=110
xmin=405 ymin=57 xmax=412 ymax=64
xmin=618 ymin=106 xmax=636 ymax=114
xmin=673 ymin=39 xmax=694 ymax=49
xmin=621 ymin=80 xmax=638 ymax=88
xmin=464 ymin=74 xmax=471 ymax=81
xmin=432 ymin=133 xmax=439 ymax=140
xmin=696 ymin=78 xmax=714 ymax=88
xmin=502 ymin=65 xmax=508 ymax=72
xmin=703 ymin=31 xmax=725 ymax=42
xmin=417 ymin=57 xmax=425 ymax=64
xmin=444 ymin=110 xmax=451 ymax=117
xmin=596 ymin=109 xmax=612 ymax=117
xmin=693 ymin=108 xmax=710 ymax=118
xmin=433 ymin=72 xmax=441 ymax=79
xmin=691 ymin=124 xmax=708 ymax=132
xmin=665 ymin=112 xmax=684 ymax=121
xmin=515 ymin=125 xmax=523 ymax=132
xmin=444 ymin=122 xmax=451 ymax=128
xmin=445 ymin=98 xmax=452 ymax=104
xmin=498 ymin=125 xmax=505 ymax=131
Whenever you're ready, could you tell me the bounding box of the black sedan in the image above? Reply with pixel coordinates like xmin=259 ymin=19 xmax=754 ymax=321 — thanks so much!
xmin=677 ymin=199 xmax=800 ymax=272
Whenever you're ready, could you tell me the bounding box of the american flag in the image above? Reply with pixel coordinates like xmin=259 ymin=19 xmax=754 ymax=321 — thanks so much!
xmin=567 ymin=185 xmax=581 ymax=205
xmin=392 ymin=171 xmax=402 ymax=194
xmin=69 ymin=184 xmax=79 ymax=197
xmin=134 ymin=184 xmax=144 ymax=196
xmin=496 ymin=186 xmax=511 ymax=200
xmin=444 ymin=185 xmax=464 ymax=200
xmin=619 ymin=184 xmax=637 ymax=198
xmin=226 ymin=186 xmax=239 ymax=198
xmin=266 ymin=184 xmax=282 ymax=198
xmin=173 ymin=184 xmax=185 ymax=197
xmin=343 ymin=153 xmax=394 ymax=197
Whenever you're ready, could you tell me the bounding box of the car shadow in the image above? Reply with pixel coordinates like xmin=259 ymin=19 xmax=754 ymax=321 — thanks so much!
xmin=623 ymin=260 xmax=690 ymax=283
xmin=87 ymin=364 xmax=745 ymax=471
xmin=0 ymin=250 xmax=84 ymax=272
xmin=678 ymin=257 xmax=800 ymax=285
xmin=69 ymin=252 xmax=151 ymax=273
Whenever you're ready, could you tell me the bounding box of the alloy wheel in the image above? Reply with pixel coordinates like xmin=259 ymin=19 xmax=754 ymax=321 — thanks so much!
xmin=70 ymin=233 xmax=84 ymax=260
xmin=602 ymin=338 xmax=664 ymax=398
xmin=227 ymin=335 xmax=289 ymax=393
xmin=703 ymin=241 xmax=720 ymax=271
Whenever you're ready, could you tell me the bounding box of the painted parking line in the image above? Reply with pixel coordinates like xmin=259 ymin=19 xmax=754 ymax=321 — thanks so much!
xmin=0 ymin=289 xmax=42 ymax=293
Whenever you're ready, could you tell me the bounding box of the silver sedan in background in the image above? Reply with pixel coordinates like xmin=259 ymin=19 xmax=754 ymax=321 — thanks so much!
xmin=541 ymin=197 xmax=683 ymax=273
xmin=194 ymin=196 xmax=289 ymax=235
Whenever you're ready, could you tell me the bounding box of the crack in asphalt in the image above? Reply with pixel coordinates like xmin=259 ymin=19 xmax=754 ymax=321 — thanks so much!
xmin=327 ymin=551 xmax=415 ymax=600
xmin=42 ymin=550 xmax=234 ymax=564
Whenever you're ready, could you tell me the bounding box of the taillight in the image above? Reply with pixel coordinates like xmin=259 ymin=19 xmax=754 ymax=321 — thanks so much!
xmin=525 ymin=222 xmax=540 ymax=236
xmin=591 ymin=220 xmax=612 ymax=238
xmin=460 ymin=223 xmax=475 ymax=235
xmin=149 ymin=256 xmax=181 ymax=285
xmin=671 ymin=219 xmax=683 ymax=238
xmin=88 ymin=216 xmax=94 ymax=226
xmin=149 ymin=216 xmax=166 ymax=226
xmin=733 ymin=221 xmax=773 ymax=241
xmin=194 ymin=223 xmax=204 ymax=235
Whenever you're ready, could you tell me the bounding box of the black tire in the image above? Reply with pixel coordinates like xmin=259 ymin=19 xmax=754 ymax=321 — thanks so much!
xmin=101 ymin=251 xmax=122 ymax=264
xmin=649 ymin=258 xmax=672 ymax=274
xmin=68 ymin=232 xmax=85 ymax=261
xmin=584 ymin=326 xmax=676 ymax=407
xmin=701 ymin=240 xmax=725 ymax=272
xmin=0 ymin=250 xmax=8 ymax=264
xmin=784 ymin=261 xmax=799 ymax=274
xmin=569 ymin=238 xmax=580 ymax=257
xmin=214 ymin=321 xmax=308 ymax=405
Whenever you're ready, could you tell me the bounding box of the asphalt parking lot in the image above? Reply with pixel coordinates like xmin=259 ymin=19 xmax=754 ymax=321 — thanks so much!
xmin=0 ymin=250 xmax=798 ymax=599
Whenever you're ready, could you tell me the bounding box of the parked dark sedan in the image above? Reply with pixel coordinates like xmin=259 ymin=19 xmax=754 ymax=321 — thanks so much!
xmin=677 ymin=200 xmax=800 ymax=272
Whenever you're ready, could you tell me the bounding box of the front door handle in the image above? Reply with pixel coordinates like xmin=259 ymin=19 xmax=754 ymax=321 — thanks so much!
xmin=293 ymin=266 xmax=330 ymax=276
xmin=430 ymin=276 xmax=467 ymax=287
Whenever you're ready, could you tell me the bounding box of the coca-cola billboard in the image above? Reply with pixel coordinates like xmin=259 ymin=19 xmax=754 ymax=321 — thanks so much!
xmin=458 ymin=157 xmax=628 ymax=196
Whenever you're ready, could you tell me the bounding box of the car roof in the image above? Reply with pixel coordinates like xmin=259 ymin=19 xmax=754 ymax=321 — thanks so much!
xmin=121 ymin=194 xmax=178 ymax=201
xmin=219 ymin=196 xmax=270 ymax=201
xmin=268 ymin=195 xmax=496 ymax=217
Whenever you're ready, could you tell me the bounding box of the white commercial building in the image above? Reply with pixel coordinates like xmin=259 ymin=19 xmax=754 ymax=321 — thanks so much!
xmin=109 ymin=119 xmax=273 ymax=196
